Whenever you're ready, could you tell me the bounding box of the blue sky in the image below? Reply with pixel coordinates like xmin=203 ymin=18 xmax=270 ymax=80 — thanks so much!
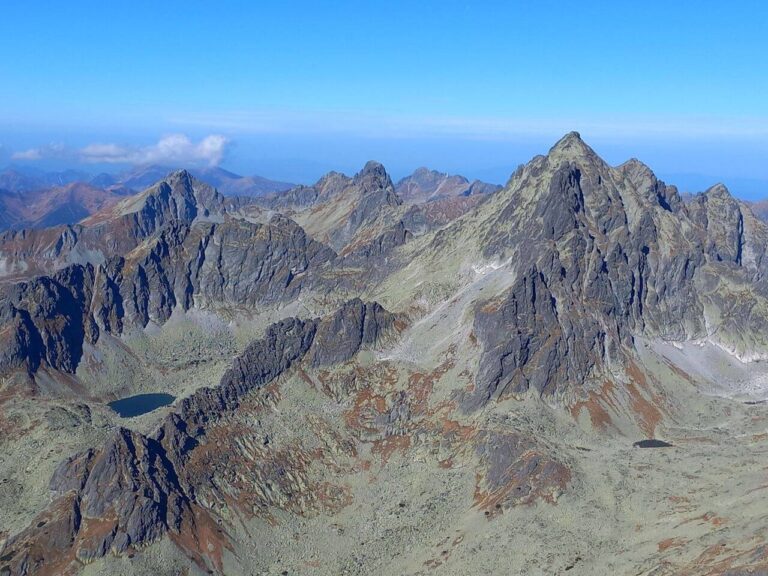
xmin=1 ymin=1 xmax=767 ymax=196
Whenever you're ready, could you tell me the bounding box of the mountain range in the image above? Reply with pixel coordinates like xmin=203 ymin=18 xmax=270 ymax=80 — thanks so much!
xmin=0 ymin=165 xmax=505 ymax=237
xmin=0 ymin=165 xmax=297 ymax=233
xmin=2 ymin=133 xmax=768 ymax=575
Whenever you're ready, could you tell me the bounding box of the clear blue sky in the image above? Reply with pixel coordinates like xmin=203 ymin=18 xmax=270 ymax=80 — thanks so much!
xmin=1 ymin=1 xmax=767 ymax=196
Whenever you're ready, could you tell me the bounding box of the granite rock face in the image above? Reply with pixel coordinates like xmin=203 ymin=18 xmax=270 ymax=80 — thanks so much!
xmin=0 ymin=215 xmax=334 ymax=376
xmin=0 ymin=265 xmax=96 ymax=374
xmin=309 ymin=299 xmax=397 ymax=367
xmin=466 ymin=132 xmax=768 ymax=407
xmin=466 ymin=266 xmax=604 ymax=409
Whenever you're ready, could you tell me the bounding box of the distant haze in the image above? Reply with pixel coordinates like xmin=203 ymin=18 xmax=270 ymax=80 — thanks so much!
xmin=0 ymin=2 xmax=767 ymax=198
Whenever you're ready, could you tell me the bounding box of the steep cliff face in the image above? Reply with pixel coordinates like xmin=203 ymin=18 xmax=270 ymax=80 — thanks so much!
xmin=0 ymin=265 xmax=97 ymax=374
xmin=457 ymin=133 xmax=768 ymax=407
xmin=0 ymin=216 xmax=335 ymax=378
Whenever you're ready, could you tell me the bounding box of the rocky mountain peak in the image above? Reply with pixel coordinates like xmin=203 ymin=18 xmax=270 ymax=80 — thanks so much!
xmin=618 ymin=158 xmax=655 ymax=181
xmin=354 ymin=160 xmax=394 ymax=191
xmin=412 ymin=166 xmax=436 ymax=178
xmin=547 ymin=131 xmax=603 ymax=166
xmin=703 ymin=182 xmax=734 ymax=201
xmin=352 ymin=161 xmax=399 ymax=207
xmin=358 ymin=160 xmax=387 ymax=177
xmin=166 ymin=168 xmax=193 ymax=185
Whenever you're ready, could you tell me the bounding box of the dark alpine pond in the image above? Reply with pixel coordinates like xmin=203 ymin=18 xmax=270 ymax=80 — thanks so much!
xmin=633 ymin=439 xmax=674 ymax=448
xmin=108 ymin=393 xmax=176 ymax=418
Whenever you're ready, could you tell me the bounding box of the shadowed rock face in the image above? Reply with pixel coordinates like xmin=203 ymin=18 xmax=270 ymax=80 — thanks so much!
xmin=0 ymin=265 xmax=96 ymax=374
xmin=0 ymin=216 xmax=334 ymax=376
xmin=309 ymin=299 xmax=395 ymax=367
xmin=465 ymin=132 xmax=768 ymax=407
xmin=340 ymin=221 xmax=412 ymax=265
xmin=466 ymin=266 xmax=605 ymax=410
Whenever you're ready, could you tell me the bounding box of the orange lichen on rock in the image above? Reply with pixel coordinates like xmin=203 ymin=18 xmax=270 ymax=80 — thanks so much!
xmin=569 ymin=380 xmax=617 ymax=431
xmin=625 ymin=360 xmax=665 ymax=437
xmin=371 ymin=434 xmax=412 ymax=463
xmin=658 ymin=537 xmax=687 ymax=552
xmin=170 ymin=505 xmax=232 ymax=575
xmin=472 ymin=432 xmax=570 ymax=517
xmin=344 ymin=387 xmax=388 ymax=433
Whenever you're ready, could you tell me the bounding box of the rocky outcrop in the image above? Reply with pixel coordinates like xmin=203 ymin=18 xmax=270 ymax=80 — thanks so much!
xmin=0 ymin=265 xmax=96 ymax=374
xmin=460 ymin=132 xmax=768 ymax=408
xmin=255 ymin=161 xmax=404 ymax=254
xmin=308 ymin=299 xmax=398 ymax=367
xmin=340 ymin=221 xmax=412 ymax=262
xmin=51 ymin=429 xmax=186 ymax=561
xmin=0 ymin=216 xmax=335 ymax=378
xmin=466 ymin=266 xmax=607 ymax=410
xmin=0 ymin=300 xmax=395 ymax=575
xmin=0 ymin=170 xmax=227 ymax=279
xmin=473 ymin=431 xmax=570 ymax=512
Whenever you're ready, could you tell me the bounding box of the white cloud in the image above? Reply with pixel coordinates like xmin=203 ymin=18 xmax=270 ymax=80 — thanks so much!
xmin=11 ymin=148 xmax=43 ymax=160
xmin=10 ymin=134 xmax=230 ymax=166
xmin=80 ymin=134 xmax=229 ymax=166
xmin=11 ymin=142 xmax=67 ymax=161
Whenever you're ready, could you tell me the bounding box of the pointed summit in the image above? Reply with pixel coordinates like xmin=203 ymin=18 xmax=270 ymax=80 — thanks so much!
xmin=704 ymin=182 xmax=734 ymax=201
xmin=163 ymin=168 xmax=196 ymax=192
xmin=168 ymin=168 xmax=192 ymax=180
xmin=548 ymin=131 xmax=600 ymax=160
xmin=618 ymin=157 xmax=658 ymax=188
xmin=557 ymin=130 xmax=583 ymax=143
xmin=353 ymin=160 xmax=396 ymax=201
xmin=359 ymin=160 xmax=387 ymax=176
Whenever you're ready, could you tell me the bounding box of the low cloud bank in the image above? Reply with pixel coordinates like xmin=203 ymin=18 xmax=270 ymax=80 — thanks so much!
xmin=11 ymin=134 xmax=229 ymax=166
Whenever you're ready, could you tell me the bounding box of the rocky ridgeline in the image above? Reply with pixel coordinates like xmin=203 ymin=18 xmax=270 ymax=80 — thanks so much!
xmin=0 ymin=215 xmax=334 ymax=376
xmin=5 ymin=134 xmax=768 ymax=574
xmin=4 ymin=136 xmax=768 ymax=408
xmin=0 ymin=299 xmax=397 ymax=574
xmin=0 ymin=163 xmax=423 ymax=379
xmin=463 ymin=132 xmax=768 ymax=408
xmin=0 ymin=170 xmax=228 ymax=277
xmin=395 ymin=166 xmax=500 ymax=204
